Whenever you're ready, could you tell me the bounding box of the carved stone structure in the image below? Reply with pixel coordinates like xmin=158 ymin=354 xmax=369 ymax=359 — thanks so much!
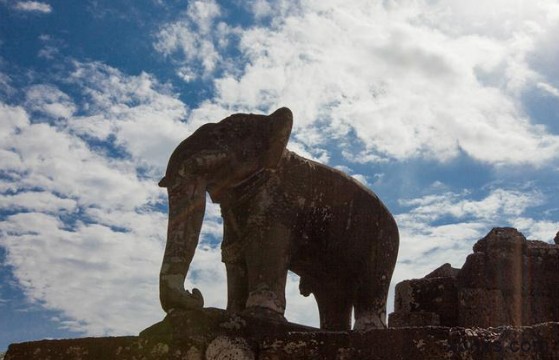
xmin=389 ymin=227 xmax=559 ymax=328
xmin=158 ymin=107 xmax=399 ymax=330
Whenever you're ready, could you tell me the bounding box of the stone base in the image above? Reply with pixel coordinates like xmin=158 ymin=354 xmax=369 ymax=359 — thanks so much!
xmin=6 ymin=309 xmax=559 ymax=359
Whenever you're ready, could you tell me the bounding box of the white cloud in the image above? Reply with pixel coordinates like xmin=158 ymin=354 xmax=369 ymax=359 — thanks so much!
xmin=25 ymin=85 xmax=76 ymax=119
xmin=1 ymin=212 xmax=164 ymax=334
xmin=0 ymin=104 xmax=163 ymax=335
xmin=398 ymin=188 xmax=543 ymax=222
xmin=67 ymin=62 xmax=191 ymax=170
xmin=513 ymin=217 xmax=559 ymax=242
xmin=0 ymin=73 xmax=16 ymax=99
xmin=4 ymin=120 xmax=155 ymax=209
xmin=13 ymin=1 xmax=52 ymax=13
xmin=186 ymin=0 xmax=221 ymax=33
xmin=0 ymin=103 xmax=29 ymax=139
xmin=157 ymin=0 xmax=559 ymax=167
xmin=248 ymin=0 xmax=273 ymax=19
xmin=154 ymin=0 xmax=237 ymax=80
xmin=537 ymin=82 xmax=559 ymax=98
xmin=0 ymin=192 xmax=77 ymax=213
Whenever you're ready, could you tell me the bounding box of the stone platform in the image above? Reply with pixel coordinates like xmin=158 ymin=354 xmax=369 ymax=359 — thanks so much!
xmin=5 ymin=308 xmax=559 ymax=359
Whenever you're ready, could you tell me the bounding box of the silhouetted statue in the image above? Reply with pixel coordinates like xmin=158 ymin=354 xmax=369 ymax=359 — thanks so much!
xmin=158 ymin=107 xmax=399 ymax=330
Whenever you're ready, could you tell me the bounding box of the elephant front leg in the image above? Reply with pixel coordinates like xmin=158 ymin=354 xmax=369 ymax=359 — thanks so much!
xmin=243 ymin=221 xmax=291 ymax=322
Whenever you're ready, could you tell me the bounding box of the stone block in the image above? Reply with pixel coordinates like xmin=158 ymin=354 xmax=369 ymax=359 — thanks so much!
xmin=393 ymin=276 xmax=458 ymax=326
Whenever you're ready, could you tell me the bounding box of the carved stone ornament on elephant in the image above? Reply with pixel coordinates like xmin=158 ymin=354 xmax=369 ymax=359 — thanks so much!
xmin=158 ymin=107 xmax=399 ymax=330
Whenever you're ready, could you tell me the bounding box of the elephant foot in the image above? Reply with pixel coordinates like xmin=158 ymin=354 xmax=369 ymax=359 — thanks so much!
xmin=242 ymin=306 xmax=287 ymax=324
xmin=160 ymin=286 xmax=204 ymax=313
xmin=245 ymin=287 xmax=285 ymax=314
xmin=353 ymin=312 xmax=386 ymax=331
xmin=244 ymin=287 xmax=287 ymax=324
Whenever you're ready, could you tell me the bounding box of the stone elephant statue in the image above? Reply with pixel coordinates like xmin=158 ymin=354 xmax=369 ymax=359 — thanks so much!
xmin=158 ymin=107 xmax=399 ymax=330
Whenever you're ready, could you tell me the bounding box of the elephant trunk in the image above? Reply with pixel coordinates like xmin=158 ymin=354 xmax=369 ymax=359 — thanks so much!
xmin=159 ymin=180 xmax=206 ymax=312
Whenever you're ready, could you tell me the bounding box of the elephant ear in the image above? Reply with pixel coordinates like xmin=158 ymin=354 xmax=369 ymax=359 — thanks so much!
xmin=262 ymin=107 xmax=293 ymax=169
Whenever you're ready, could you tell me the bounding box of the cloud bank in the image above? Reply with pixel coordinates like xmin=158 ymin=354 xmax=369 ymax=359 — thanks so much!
xmin=156 ymin=0 xmax=559 ymax=166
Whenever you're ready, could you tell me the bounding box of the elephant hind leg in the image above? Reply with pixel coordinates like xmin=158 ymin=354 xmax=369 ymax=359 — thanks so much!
xmin=225 ymin=262 xmax=248 ymax=313
xmin=353 ymin=298 xmax=387 ymax=330
xmin=352 ymin=266 xmax=394 ymax=330
xmin=353 ymin=220 xmax=399 ymax=330
xmin=352 ymin=258 xmax=394 ymax=330
xmin=312 ymin=280 xmax=352 ymax=331
xmin=352 ymin=268 xmax=390 ymax=330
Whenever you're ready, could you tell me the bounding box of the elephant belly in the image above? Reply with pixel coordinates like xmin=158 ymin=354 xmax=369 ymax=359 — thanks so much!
xmin=289 ymin=194 xmax=386 ymax=280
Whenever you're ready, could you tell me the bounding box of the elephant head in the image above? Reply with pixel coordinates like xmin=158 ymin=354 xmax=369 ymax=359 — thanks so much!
xmin=158 ymin=107 xmax=293 ymax=312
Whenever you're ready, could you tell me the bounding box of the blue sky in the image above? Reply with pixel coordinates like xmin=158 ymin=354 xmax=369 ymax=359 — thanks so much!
xmin=1 ymin=0 xmax=559 ymax=351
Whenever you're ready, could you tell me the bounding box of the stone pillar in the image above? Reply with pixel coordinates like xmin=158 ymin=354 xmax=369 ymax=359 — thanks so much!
xmin=457 ymin=228 xmax=525 ymax=327
xmin=389 ymin=265 xmax=458 ymax=327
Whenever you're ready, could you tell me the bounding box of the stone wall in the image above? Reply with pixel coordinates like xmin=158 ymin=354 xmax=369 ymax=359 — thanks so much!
xmin=389 ymin=227 xmax=559 ymax=328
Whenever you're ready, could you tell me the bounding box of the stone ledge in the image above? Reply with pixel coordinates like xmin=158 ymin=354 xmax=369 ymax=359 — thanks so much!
xmin=5 ymin=336 xmax=154 ymax=360
xmin=6 ymin=321 xmax=559 ymax=359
